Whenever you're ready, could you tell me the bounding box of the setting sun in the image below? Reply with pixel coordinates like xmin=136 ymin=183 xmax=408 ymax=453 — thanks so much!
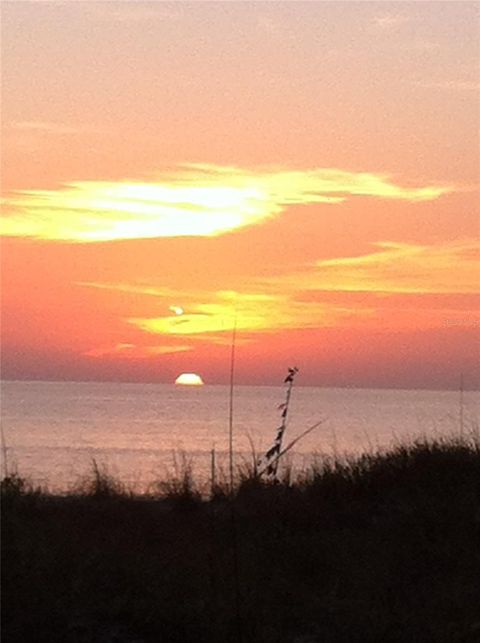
xmin=174 ymin=373 xmax=204 ymax=386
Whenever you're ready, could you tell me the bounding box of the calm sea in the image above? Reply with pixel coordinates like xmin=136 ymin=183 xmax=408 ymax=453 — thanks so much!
xmin=1 ymin=380 xmax=478 ymax=492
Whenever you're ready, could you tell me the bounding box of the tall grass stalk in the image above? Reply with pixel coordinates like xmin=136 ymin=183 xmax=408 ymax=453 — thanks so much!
xmin=228 ymin=313 xmax=237 ymax=495
xmin=210 ymin=446 xmax=216 ymax=497
xmin=228 ymin=312 xmax=243 ymax=642
xmin=459 ymin=372 xmax=464 ymax=436
xmin=1 ymin=423 xmax=9 ymax=478
xmin=258 ymin=366 xmax=299 ymax=479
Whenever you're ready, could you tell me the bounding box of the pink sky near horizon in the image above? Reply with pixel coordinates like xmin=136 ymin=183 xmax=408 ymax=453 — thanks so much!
xmin=1 ymin=1 xmax=479 ymax=389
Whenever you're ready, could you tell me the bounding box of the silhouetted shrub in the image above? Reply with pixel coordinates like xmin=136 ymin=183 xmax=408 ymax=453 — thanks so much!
xmin=3 ymin=438 xmax=480 ymax=642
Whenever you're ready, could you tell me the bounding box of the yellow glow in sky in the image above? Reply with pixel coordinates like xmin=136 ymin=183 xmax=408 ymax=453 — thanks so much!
xmin=0 ymin=165 xmax=452 ymax=243
xmin=127 ymin=289 xmax=368 ymax=341
xmin=101 ymin=240 xmax=479 ymax=343
xmin=129 ymin=292 xmax=279 ymax=336
xmin=298 ymin=241 xmax=480 ymax=294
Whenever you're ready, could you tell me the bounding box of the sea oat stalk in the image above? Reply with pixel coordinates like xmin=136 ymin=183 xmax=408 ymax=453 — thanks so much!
xmin=259 ymin=366 xmax=299 ymax=479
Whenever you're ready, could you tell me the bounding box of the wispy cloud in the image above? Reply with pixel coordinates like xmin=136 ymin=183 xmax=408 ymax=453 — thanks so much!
xmin=372 ymin=14 xmax=410 ymax=29
xmin=0 ymin=164 xmax=453 ymax=243
xmin=414 ymin=79 xmax=480 ymax=91
xmin=77 ymin=282 xmax=175 ymax=299
xmin=268 ymin=241 xmax=480 ymax=296
xmin=77 ymin=282 xmax=366 ymax=341
xmin=87 ymin=4 xmax=184 ymax=24
xmin=84 ymin=343 xmax=191 ymax=359
xmin=127 ymin=290 xmax=365 ymax=340
xmin=4 ymin=121 xmax=101 ymax=135
xmin=77 ymin=240 xmax=478 ymax=351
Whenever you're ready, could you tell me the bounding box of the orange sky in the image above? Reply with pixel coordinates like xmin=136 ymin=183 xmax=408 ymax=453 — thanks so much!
xmin=1 ymin=1 xmax=479 ymax=388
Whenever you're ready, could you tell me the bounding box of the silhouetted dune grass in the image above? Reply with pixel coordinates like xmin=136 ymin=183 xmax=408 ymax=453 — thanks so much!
xmin=2 ymin=437 xmax=480 ymax=642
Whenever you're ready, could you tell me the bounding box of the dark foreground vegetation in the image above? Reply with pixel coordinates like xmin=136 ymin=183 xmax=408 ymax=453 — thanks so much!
xmin=3 ymin=438 xmax=480 ymax=643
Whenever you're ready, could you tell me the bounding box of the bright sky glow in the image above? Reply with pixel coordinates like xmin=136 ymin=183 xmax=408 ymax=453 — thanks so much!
xmin=1 ymin=166 xmax=452 ymax=242
xmin=2 ymin=1 xmax=478 ymax=388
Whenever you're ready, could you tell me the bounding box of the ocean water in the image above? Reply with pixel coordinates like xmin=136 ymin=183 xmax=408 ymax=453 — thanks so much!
xmin=1 ymin=380 xmax=478 ymax=492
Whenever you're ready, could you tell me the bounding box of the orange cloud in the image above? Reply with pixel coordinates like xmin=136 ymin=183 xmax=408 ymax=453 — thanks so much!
xmin=295 ymin=241 xmax=480 ymax=294
xmin=84 ymin=343 xmax=191 ymax=359
xmin=126 ymin=289 xmax=373 ymax=342
xmin=1 ymin=164 xmax=452 ymax=242
xmin=76 ymin=282 xmax=369 ymax=340
xmin=76 ymin=240 xmax=478 ymax=348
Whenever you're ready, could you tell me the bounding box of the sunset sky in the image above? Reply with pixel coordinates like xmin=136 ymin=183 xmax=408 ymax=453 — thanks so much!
xmin=1 ymin=1 xmax=479 ymax=389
